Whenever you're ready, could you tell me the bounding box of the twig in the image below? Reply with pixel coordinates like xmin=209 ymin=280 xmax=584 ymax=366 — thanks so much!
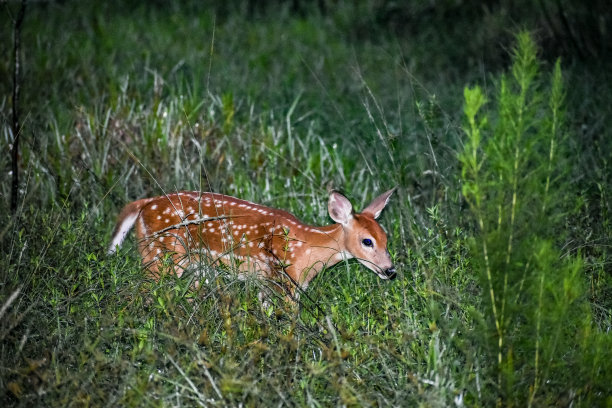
xmin=10 ymin=0 xmax=26 ymax=214
xmin=149 ymin=215 xmax=231 ymax=238
xmin=0 ymin=287 xmax=21 ymax=321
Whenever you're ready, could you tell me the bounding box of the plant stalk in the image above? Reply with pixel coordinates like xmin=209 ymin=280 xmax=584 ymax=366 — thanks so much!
xmin=11 ymin=0 xmax=27 ymax=214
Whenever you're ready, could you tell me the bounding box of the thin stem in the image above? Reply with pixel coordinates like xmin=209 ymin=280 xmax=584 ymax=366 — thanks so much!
xmin=11 ymin=0 xmax=27 ymax=214
xmin=528 ymin=272 xmax=545 ymax=407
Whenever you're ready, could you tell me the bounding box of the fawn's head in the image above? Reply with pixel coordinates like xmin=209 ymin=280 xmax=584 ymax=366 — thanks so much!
xmin=328 ymin=188 xmax=397 ymax=280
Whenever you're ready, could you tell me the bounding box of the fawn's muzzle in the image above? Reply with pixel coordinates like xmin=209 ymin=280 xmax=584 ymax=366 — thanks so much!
xmin=384 ymin=267 xmax=397 ymax=280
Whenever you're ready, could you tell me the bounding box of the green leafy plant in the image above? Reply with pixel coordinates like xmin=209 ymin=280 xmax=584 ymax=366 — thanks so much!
xmin=459 ymin=31 xmax=611 ymax=406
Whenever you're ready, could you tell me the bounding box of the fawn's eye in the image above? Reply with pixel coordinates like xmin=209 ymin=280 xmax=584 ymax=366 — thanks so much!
xmin=362 ymin=238 xmax=373 ymax=247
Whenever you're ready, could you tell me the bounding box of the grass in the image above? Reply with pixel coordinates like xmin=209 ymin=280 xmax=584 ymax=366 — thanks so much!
xmin=1 ymin=1 xmax=611 ymax=406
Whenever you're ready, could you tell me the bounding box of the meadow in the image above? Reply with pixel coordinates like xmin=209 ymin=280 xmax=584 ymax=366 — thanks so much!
xmin=1 ymin=1 xmax=611 ymax=406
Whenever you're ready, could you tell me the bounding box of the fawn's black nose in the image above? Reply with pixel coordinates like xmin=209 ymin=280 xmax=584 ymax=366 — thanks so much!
xmin=384 ymin=267 xmax=397 ymax=280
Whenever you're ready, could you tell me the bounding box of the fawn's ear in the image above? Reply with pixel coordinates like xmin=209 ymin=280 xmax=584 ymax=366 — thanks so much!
xmin=362 ymin=187 xmax=396 ymax=219
xmin=328 ymin=191 xmax=354 ymax=225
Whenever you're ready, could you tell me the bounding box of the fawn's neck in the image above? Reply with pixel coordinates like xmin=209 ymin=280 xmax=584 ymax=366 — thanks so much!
xmin=292 ymin=223 xmax=350 ymax=287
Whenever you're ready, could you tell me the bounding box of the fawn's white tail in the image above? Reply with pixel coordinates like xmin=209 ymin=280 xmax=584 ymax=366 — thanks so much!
xmin=108 ymin=199 xmax=153 ymax=254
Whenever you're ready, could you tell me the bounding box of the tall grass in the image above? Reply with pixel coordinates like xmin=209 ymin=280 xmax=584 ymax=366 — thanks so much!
xmin=1 ymin=2 xmax=610 ymax=406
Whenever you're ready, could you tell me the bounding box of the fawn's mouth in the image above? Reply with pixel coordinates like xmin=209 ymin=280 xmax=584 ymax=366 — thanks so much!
xmin=374 ymin=267 xmax=396 ymax=280
xmin=383 ymin=267 xmax=397 ymax=280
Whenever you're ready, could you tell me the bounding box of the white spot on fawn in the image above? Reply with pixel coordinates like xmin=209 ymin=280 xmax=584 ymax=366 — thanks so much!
xmin=151 ymin=204 xmax=158 ymax=210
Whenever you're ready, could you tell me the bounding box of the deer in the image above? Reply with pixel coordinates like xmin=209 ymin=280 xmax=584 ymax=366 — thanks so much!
xmin=108 ymin=188 xmax=397 ymax=300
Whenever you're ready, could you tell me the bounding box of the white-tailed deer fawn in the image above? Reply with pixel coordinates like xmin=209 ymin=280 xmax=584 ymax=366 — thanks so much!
xmin=108 ymin=188 xmax=396 ymax=298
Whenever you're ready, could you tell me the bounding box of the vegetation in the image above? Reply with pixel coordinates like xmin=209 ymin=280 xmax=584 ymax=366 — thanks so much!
xmin=1 ymin=1 xmax=610 ymax=406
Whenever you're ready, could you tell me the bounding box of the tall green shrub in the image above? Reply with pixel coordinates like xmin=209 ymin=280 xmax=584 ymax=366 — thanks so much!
xmin=459 ymin=32 xmax=611 ymax=406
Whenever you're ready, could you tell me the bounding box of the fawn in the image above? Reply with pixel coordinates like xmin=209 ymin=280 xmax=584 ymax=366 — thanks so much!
xmin=108 ymin=188 xmax=396 ymax=298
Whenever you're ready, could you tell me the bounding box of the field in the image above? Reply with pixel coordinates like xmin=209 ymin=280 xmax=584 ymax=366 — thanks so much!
xmin=1 ymin=1 xmax=611 ymax=406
